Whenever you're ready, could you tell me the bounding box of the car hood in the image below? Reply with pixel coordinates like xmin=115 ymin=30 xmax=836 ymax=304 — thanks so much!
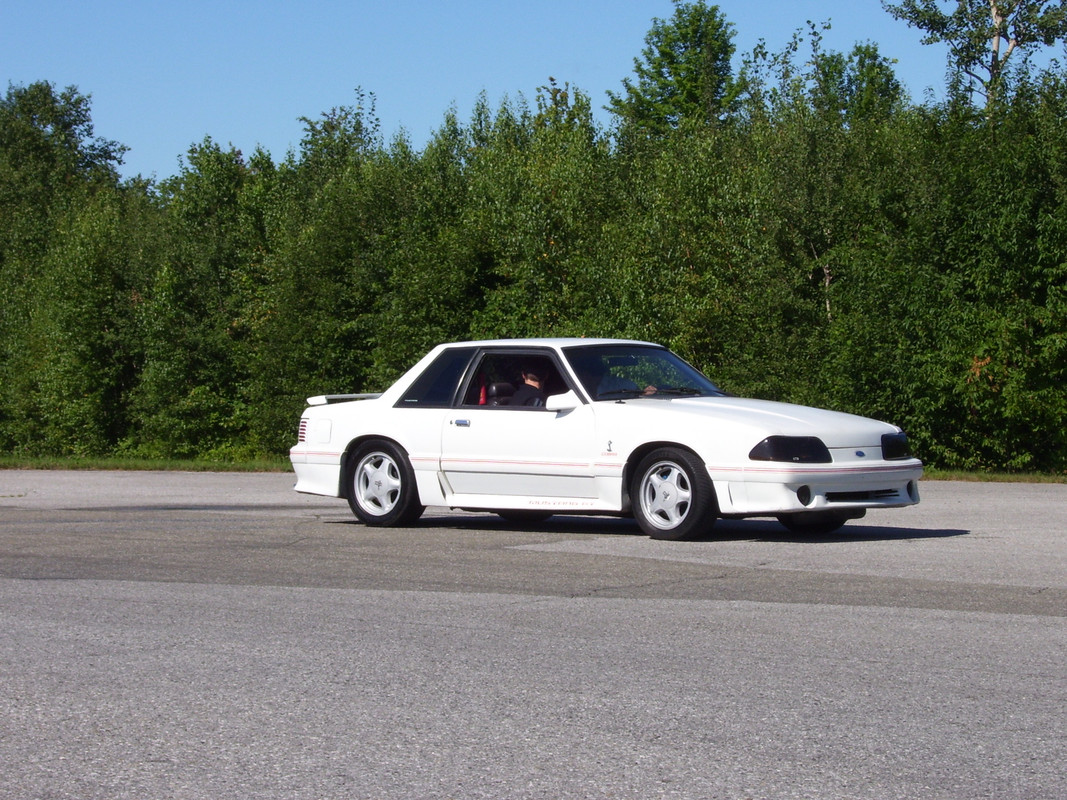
xmin=611 ymin=395 xmax=900 ymax=447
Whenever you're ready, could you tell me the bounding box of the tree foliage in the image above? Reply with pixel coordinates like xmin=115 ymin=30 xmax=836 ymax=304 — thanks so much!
xmin=882 ymin=0 xmax=1067 ymax=104
xmin=1 ymin=10 xmax=1066 ymax=473
xmin=607 ymin=1 xmax=738 ymax=135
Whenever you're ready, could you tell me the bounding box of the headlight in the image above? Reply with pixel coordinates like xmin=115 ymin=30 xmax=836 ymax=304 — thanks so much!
xmin=748 ymin=436 xmax=832 ymax=463
xmin=881 ymin=432 xmax=911 ymax=460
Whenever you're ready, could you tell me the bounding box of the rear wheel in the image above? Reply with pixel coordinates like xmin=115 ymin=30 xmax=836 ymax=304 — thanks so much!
xmin=632 ymin=447 xmax=717 ymax=540
xmin=346 ymin=440 xmax=424 ymax=526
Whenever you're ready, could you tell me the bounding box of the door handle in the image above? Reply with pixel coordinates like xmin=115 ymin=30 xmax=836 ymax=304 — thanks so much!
xmin=452 ymin=419 xmax=471 ymax=427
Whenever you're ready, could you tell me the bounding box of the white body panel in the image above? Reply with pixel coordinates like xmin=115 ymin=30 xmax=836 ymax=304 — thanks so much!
xmin=440 ymin=404 xmax=598 ymax=500
xmin=290 ymin=338 xmax=922 ymax=522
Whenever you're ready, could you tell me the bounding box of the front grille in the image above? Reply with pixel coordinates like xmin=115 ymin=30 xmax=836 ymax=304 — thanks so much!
xmin=826 ymin=489 xmax=900 ymax=503
xmin=298 ymin=419 xmax=308 ymax=443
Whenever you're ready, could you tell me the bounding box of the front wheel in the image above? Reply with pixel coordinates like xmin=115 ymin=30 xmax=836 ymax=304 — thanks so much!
xmin=632 ymin=447 xmax=717 ymax=540
xmin=346 ymin=440 xmax=424 ymax=526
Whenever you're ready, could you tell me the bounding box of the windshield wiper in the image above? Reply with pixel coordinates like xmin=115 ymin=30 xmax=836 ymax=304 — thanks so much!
xmin=655 ymin=386 xmax=704 ymax=396
xmin=597 ymin=388 xmax=644 ymax=399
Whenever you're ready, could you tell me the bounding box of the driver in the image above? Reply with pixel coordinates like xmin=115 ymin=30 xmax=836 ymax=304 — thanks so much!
xmin=511 ymin=366 xmax=547 ymax=407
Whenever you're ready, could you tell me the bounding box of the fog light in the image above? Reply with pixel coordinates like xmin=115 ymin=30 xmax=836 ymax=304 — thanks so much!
xmin=797 ymin=485 xmax=812 ymax=506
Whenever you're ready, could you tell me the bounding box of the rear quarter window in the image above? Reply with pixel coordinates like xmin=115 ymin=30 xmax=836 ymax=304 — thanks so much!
xmin=396 ymin=347 xmax=476 ymax=407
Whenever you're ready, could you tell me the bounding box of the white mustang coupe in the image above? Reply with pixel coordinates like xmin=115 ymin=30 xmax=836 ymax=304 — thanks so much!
xmin=290 ymin=339 xmax=922 ymax=539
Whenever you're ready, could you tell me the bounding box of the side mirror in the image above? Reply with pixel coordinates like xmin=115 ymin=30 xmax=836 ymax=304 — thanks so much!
xmin=545 ymin=390 xmax=581 ymax=412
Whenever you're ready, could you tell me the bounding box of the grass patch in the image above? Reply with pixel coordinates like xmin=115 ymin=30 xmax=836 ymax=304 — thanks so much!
xmin=0 ymin=455 xmax=292 ymax=472
xmin=921 ymin=467 xmax=1066 ymax=484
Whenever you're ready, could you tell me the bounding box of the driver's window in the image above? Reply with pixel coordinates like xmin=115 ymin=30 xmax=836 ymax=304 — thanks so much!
xmin=461 ymin=353 xmax=561 ymax=408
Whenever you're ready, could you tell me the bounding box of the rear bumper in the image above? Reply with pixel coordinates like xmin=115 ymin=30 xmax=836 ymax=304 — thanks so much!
xmin=290 ymin=447 xmax=344 ymax=498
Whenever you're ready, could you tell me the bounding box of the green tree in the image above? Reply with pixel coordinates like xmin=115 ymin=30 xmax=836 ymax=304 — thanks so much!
xmin=19 ymin=189 xmax=157 ymax=455
xmin=468 ymin=83 xmax=612 ymax=339
xmin=130 ymin=138 xmax=258 ymax=458
xmin=922 ymin=80 xmax=1067 ymax=470
xmin=882 ymin=0 xmax=1067 ymax=104
xmin=0 ymin=81 xmax=125 ymax=192
xmin=366 ymin=115 xmax=486 ymax=385
xmin=810 ymin=41 xmax=905 ymax=122
xmin=244 ymin=99 xmax=389 ymax=452
xmin=0 ymin=82 xmax=129 ymax=452
xmin=607 ymin=1 xmax=738 ymax=135
xmin=294 ymin=89 xmax=380 ymax=187
xmin=0 ymin=82 xmax=126 ymax=338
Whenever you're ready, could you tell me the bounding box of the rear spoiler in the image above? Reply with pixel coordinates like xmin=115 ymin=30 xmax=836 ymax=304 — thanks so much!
xmin=306 ymin=393 xmax=382 ymax=406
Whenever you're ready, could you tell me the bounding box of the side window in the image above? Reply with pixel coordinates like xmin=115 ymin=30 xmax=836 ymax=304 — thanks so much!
xmin=396 ymin=347 xmax=476 ymax=407
xmin=460 ymin=352 xmax=566 ymax=408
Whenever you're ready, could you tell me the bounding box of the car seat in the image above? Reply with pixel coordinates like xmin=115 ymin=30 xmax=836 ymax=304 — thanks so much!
xmin=486 ymin=382 xmax=515 ymax=406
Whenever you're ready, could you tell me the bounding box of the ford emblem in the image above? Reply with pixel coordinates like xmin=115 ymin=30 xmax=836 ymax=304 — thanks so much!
xmin=856 ymin=450 xmax=866 ymax=457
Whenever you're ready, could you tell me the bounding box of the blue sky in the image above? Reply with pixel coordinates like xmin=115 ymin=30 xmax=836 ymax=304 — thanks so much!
xmin=3 ymin=1 xmax=951 ymax=180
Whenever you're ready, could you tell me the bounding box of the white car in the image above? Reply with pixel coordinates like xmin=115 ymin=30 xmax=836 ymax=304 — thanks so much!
xmin=290 ymin=339 xmax=923 ymax=539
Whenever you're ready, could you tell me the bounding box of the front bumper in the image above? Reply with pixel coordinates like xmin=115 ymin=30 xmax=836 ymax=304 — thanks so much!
xmin=712 ymin=460 xmax=923 ymax=517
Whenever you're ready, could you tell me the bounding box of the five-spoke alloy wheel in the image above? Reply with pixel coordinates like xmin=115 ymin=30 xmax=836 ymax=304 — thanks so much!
xmin=632 ymin=447 xmax=717 ymax=540
xmin=346 ymin=439 xmax=424 ymax=526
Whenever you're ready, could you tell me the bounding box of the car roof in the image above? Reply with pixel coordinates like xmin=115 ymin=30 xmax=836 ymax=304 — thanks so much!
xmin=437 ymin=337 xmax=660 ymax=349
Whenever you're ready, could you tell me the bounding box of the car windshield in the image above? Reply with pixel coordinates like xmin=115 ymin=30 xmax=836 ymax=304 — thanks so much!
xmin=563 ymin=344 xmax=727 ymax=400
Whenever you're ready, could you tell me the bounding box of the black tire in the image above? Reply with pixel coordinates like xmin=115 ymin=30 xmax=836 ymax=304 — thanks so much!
xmin=345 ymin=440 xmax=424 ymax=526
xmin=631 ymin=447 xmax=717 ymax=540
xmin=776 ymin=511 xmax=850 ymax=535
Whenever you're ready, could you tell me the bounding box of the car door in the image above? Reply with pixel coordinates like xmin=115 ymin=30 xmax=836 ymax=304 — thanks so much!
xmin=439 ymin=350 xmax=598 ymax=506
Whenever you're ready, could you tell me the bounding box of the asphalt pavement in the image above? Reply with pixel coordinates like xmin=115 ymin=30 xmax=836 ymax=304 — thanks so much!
xmin=0 ymin=471 xmax=1064 ymax=799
